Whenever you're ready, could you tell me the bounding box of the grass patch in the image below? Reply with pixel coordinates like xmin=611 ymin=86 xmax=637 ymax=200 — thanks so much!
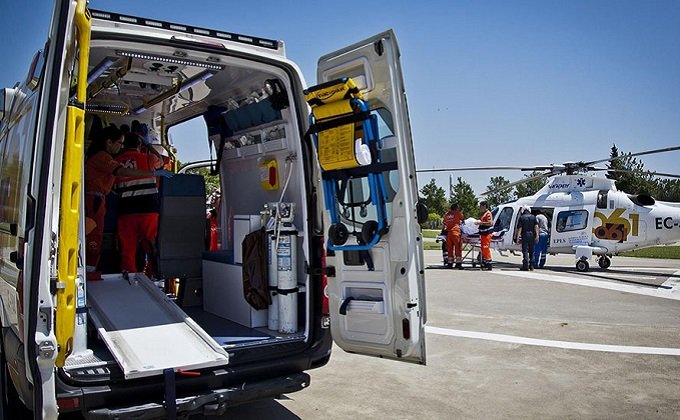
xmin=423 ymin=242 xmax=443 ymax=251
xmin=422 ymin=229 xmax=440 ymax=239
xmin=619 ymin=246 xmax=680 ymax=259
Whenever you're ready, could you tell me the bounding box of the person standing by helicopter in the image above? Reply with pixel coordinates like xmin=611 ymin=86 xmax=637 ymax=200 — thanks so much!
xmin=443 ymin=203 xmax=465 ymax=269
xmin=534 ymin=210 xmax=549 ymax=268
xmin=475 ymin=201 xmax=494 ymax=270
xmin=516 ymin=206 xmax=539 ymax=271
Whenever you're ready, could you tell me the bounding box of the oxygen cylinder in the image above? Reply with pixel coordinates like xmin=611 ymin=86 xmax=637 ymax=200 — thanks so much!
xmin=267 ymin=230 xmax=279 ymax=331
xmin=277 ymin=226 xmax=298 ymax=334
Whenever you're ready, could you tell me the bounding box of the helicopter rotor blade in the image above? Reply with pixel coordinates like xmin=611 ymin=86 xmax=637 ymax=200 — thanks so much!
xmin=584 ymin=145 xmax=680 ymax=167
xmin=590 ymin=167 xmax=680 ymax=179
xmin=481 ymin=171 xmax=554 ymax=196
xmin=416 ymin=166 xmax=537 ymax=173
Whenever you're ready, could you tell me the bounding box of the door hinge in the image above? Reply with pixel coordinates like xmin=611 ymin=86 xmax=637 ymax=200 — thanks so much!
xmin=38 ymin=340 xmax=57 ymax=359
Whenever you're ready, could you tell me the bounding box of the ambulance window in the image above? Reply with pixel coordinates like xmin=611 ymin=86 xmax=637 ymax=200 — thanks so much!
xmin=555 ymin=209 xmax=588 ymax=233
xmin=334 ymin=108 xmax=399 ymax=228
xmin=494 ymin=207 xmax=514 ymax=232
xmin=372 ymin=108 xmax=398 ymax=204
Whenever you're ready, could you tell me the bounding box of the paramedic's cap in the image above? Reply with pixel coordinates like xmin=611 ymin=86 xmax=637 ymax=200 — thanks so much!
xmin=523 ymin=206 xmax=532 ymax=214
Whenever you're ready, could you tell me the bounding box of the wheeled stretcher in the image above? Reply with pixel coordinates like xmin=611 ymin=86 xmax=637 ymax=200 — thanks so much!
xmin=436 ymin=229 xmax=507 ymax=268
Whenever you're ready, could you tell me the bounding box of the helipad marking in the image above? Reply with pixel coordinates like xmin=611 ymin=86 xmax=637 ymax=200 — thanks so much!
xmin=659 ymin=270 xmax=680 ymax=294
xmin=489 ymin=270 xmax=680 ymax=301
xmin=425 ymin=326 xmax=680 ymax=356
xmin=616 ymin=267 xmax=679 ymax=272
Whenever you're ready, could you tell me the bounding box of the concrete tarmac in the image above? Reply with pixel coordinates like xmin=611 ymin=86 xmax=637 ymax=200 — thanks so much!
xmin=213 ymin=250 xmax=680 ymax=419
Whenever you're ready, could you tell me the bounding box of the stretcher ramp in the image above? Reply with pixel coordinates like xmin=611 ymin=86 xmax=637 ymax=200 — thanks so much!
xmin=87 ymin=273 xmax=228 ymax=379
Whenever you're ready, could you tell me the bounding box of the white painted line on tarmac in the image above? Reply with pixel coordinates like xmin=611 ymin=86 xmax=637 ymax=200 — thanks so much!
xmin=659 ymin=270 xmax=680 ymax=295
xmin=489 ymin=270 xmax=680 ymax=301
xmin=616 ymin=267 xmax=679 ymax=272
xmin=425 ymin=326 xmax=680 ymax=356
xmin=596 ymin=274 xmax=657 ymax=280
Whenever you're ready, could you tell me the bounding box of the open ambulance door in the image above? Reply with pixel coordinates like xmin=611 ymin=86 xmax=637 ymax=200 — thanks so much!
xmin=317 ymin=30 xmax=427 ymax=364
xmin=23 ymin=0 xmax=88 ymax=417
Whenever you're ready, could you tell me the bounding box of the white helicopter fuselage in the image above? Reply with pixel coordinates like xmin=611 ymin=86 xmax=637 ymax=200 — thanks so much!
xmin=492 ymin=175 xmax=680 ymax=261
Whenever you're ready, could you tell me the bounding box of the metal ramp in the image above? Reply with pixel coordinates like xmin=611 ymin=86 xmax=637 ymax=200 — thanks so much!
xmin=87 ymin=273 xmax=228 ymax=379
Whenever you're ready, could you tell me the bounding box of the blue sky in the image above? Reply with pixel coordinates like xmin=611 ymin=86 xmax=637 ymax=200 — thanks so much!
xmin=1 ymin=0 xmax=679 ymax=195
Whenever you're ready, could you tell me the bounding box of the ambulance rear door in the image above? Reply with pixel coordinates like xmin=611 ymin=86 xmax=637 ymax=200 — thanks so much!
xmin=23 ymin=0 xmax=87 ymax=417
xmin=317 ymin=30 xmax=426 ymax=364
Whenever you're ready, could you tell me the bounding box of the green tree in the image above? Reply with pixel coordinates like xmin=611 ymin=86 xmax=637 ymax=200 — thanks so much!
xmin=485 ymin=176 xmax=512 ymax=208
xmin=606 ymin=144 xmax=656 ymax=194
xmin=654 ymin=179 xmax=680 ymax=202
xmin=188 ymin=166 xmax=221 ymax=197
xmin=514 ymin=171 xmax=548 ymax=198
xmin=419 ymin=178 xmax=448 ymax=216
xmin=449 ymin=177 xmax=478 ymax=218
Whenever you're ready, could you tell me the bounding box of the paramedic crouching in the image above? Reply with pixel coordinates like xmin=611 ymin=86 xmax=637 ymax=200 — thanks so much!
xmin=475 ymin=201 xmax=494 ymax=271
xmin=85 ymin=126 xmax=173 ymax=273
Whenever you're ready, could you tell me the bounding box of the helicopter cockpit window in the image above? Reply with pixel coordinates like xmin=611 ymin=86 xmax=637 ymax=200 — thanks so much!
xmin=597 ymin=190 xmax=608 ymax=209
xmin=494 ymin=207 xmax=514 ymax=232
xmin=555 ymin=209 xmax=588 ymax=233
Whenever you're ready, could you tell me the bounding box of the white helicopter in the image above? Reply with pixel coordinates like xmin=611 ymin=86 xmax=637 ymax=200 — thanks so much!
xmin=418 ymin=146 xmax=680 ymax=271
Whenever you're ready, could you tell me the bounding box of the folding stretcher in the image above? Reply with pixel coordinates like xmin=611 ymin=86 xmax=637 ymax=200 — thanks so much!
xmin=304 ymin=78 xmax=390 ymax=251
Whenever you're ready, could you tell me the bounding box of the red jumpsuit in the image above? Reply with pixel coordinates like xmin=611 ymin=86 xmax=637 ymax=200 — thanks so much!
xmin=479 ymin=209 xmax=494 ymax=263
xmin=443 ymin=209 xmax=464 ymax=264
xmin=115 ymin=149 xmax=159 ymax=273
xmin=85 ymin=151 xmax=122 ymax=270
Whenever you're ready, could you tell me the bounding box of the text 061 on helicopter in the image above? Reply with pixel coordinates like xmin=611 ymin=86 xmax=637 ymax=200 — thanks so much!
xmin=418 ymin=146 xmax=680 ymax=272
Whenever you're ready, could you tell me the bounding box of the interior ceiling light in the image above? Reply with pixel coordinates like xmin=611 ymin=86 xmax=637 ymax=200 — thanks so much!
xmin=116 ymin=50 xmax=223 ymax=71
xmin=85 ymin=103 xmax=129 ymax=115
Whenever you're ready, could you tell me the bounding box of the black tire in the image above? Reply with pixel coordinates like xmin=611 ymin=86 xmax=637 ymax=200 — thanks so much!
xmin=598 ymin=256 xmax=611 ymax=269
xmin=576 ymin=259 xmax=589 ymax=272
xmin=361 ymin=220 xmax=379 ymax=244
xmin=328 ymin=223 xmax=349 ymax=246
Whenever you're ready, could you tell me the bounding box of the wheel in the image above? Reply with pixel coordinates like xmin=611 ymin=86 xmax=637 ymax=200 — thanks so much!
xmin=360 ymin=220 xmax=379 ymax=244
xmin=598 ymin=256 xmax=611 ymax=269
xmin=576 ymin=259 xmax=589 ymax=272
xmin=328 ymin=223 xmax=349 ymax=246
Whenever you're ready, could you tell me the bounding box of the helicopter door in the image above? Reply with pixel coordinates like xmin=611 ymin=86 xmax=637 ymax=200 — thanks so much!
xmin=317 ymin=30 xmax=426 ymax=364
xmin=550 ymin=205 xmax=596 ymax=250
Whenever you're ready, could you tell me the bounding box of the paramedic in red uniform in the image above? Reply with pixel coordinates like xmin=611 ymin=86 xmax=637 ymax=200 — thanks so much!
xmin=443 ymin=203 xmax=464 ymax=269
xmin=85 ymin=126 xmax=173 ymax=272
xmin=475 ymin=200 xmax=494 ymax=270
xmin=114 ymin=132 xmax=168 ymax=274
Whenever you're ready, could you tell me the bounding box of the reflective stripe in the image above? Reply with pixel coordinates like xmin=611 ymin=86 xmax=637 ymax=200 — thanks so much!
xmin=115 ymin=178 xmax=156 ymax=188
xmin=120 ymin=187 xmax=159 ymax=198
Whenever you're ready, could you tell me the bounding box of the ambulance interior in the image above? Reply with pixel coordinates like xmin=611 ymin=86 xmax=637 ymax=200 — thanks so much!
xmin=66 ymin=40 xmax=314 ymax=378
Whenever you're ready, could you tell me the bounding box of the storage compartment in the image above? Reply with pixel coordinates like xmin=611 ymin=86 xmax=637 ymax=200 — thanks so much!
xmin=203 ymin=255 xmax=268 ymax=328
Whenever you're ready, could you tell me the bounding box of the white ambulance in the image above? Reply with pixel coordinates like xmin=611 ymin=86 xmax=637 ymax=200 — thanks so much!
xmin=0 ymin=0 xmax=426 ymax=417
